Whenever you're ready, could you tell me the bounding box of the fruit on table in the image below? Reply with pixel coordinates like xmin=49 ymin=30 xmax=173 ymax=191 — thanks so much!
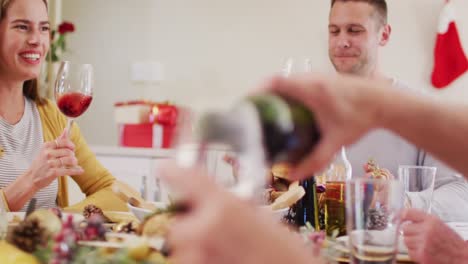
xmin=127 ymin=241 xmax=151 ymax=261
xmin=0 ymin=241 xmax=39 ymax=264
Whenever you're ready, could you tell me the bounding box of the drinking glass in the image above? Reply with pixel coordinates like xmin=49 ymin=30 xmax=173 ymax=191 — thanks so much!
xmin=398 ymin=165 xmax=436 ymax=213
xmin=346 ymin=178 xmax=404 ymax=264
xmin=54 ymin=61 xmax=94 ymax=134
xmin=282 ymin=57 xmax=312 ymax=76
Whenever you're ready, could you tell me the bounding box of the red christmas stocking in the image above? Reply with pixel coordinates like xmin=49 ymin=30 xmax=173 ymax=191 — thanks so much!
xmin=431 ymin=1 xmax=468 ymax=89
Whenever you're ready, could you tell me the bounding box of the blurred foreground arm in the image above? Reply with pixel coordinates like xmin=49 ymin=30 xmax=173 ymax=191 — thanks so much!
xmin=160 ymin=164 xmax=324 ymax=264
xmin=264 ymin=74 xmax=468 ymax=179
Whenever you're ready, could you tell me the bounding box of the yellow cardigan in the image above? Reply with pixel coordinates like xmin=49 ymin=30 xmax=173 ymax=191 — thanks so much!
xmin=37 ymin=100 xmax=128 ymax=212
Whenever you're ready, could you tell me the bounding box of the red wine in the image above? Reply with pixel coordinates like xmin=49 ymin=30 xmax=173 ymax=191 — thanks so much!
xmin=57 ymin=92 xmax=93 ymax=118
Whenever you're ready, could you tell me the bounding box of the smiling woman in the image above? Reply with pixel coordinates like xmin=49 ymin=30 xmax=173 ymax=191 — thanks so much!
xmin=0 ymin=0 xmax=48 ymax=104
xmin=0 ymin=0 xmax=129 ymax=213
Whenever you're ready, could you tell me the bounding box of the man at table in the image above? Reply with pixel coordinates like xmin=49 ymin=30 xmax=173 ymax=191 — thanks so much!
xmin=327 ymin=0 xmax=468 ymax=221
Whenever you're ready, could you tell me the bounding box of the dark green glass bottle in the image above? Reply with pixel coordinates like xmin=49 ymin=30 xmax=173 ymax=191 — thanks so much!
xmin=198 ymin=93 xmax=321 ymax=229
xmin=288 ymin=177 xmax=320 ymax=229
xmin=246 ymin=94 xmax=321 ymax=164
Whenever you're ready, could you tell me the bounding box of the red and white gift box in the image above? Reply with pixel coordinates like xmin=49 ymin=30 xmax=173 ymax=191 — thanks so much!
xmin=114 ymin=100 xmax=179 ymax=148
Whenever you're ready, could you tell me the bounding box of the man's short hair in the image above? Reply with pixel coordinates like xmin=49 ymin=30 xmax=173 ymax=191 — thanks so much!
xmin=331 ymin=0 xmax=388 ymax=26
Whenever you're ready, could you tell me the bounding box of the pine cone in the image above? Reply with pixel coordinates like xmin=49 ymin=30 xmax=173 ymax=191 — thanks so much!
xmin=83 ymin=204 xmax=104 ymax=220
xmin=10 ymin=218 xmax=49 ymax=253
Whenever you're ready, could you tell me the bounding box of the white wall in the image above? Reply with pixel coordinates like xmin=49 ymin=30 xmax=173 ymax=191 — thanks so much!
xmin=62 ymin=0 xmax=468 ymax=146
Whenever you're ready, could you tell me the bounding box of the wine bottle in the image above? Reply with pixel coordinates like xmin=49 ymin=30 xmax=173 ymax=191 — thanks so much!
xmin=324 ymin=147 xmax=352 ymax=236
xmin=197 ymin=93 xmax=322 ymax=228
xmin=288 ymin=177 xmax=320 ymax=229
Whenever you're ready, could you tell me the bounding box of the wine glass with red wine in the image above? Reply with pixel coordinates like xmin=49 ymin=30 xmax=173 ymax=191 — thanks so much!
xmin=54 ymin=61 xmax=93 ymax=134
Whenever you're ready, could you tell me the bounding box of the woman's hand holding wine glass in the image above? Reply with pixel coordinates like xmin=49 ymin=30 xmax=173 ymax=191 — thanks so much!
xmin=4 ymin=130 xmax=84 ymax=211
xmin=54 ymin=61 xmax=93 ymax=170
xmin=28 ymin=129 xmax=84 ymax=192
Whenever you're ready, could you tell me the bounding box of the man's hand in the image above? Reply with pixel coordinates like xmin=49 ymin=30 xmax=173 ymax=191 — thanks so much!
xmin=401 ymin=209 xmax=468 ymax=264
xmin=263 ymin=74 xmax=390 ymax=179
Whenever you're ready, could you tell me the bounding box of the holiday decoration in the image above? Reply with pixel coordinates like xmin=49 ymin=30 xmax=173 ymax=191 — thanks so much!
xmin=431 ymin=0 xmax=468 ymax=88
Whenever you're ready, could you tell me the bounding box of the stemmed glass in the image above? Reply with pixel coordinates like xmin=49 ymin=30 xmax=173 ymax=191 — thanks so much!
xmin=282 ymin=57 xmax=312 ymax=76
xmin=54 ymin=61 xmax=94 ymax=134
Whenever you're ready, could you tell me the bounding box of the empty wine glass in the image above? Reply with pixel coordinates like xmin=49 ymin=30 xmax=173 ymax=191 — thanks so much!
xmin=282 ymin=57 xmax=312 ymax=76
xmin=54 ymin=61 xmax=94 ymax=134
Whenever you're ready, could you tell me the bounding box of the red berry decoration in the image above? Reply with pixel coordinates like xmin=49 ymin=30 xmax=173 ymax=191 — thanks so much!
xmin=81 ymin=215 xmax=106 ymax=241
xmin=51 ymin=215 xmax=80 ymax=264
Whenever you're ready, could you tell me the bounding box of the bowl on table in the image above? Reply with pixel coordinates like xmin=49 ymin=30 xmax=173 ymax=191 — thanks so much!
xmin=127 ymin=201 xmax=168 ymax=222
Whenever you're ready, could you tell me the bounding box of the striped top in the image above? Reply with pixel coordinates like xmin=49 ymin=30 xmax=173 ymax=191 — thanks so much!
xmin=0 ymin=97 xmax=58 ymax=211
